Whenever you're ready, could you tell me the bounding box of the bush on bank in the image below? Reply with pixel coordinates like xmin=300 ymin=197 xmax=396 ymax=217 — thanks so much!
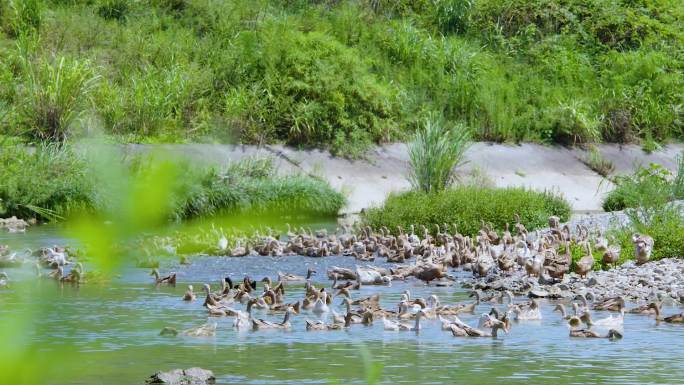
xmin=0 ymin=145 xmax=345 ymax=221
xmin=361 ymin=186 xmax=571 ymax=236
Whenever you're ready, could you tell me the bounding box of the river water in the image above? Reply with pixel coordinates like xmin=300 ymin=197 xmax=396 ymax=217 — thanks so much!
xmin=1 ymin=226 xmax=683 ymax=385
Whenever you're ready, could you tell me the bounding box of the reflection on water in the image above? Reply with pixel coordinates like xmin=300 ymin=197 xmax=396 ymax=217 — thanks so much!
xmin=1 ymin=227 xmax=684 ymax=384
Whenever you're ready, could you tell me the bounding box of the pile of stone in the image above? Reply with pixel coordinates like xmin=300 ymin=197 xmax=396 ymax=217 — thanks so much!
xmin=464 ymin=258 xmax=684 ymax=304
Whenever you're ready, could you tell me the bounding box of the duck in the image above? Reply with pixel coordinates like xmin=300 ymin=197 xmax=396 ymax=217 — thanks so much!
xmin=553 ymin=304 xmax=573 ymax=320
xmin=601 ymin=245 xmax=620 ymax=268
xmin=574 ymin=243 xmax=594 ymax=279
xmin=278 ymin=268 xmax=316 ymax=282
xmin=450 ymin=316 xmax=508 ymax=338
xmin=592 ymin=296 xmax=624 ymax=311
xmin=632 ymin=234 xmax=654 ymax=265
xmin=312 ymin=290 xmax=330 ymax=315
xmin=217 ymin=236 xmax=228 ymax=251
xmin=252 ymin=307 xmax=294 ymax=330
xmin=569 ymin=329 xmax=623 ymax=339
xmin=510 ymin=299 xmax=542 ymax=320
xmin=580 ymin=304 xmax=625 ymax=329
xmin=628 ymin=300 xmax=661 ymax=315
xmin=232 ymin=299 xmax=257 ymax=329
xmin=382 ymin=309 xmax=427 ymax=332
xmin=150 ymin=269 xmax=176 ymax=285
xmin=182 ymin=285 xmax=196 ymax=301
xmin=305 ymin=312 xmax=352 ymax=331
xmin=439 ymin=314 xmax=469 ymax=331
xmin=0 ymin=272 xmax=8 ymax=288
xmin=60 ymin=263 xmax=82 ymax=284
xmin=182 ymin=322 xmax=217 ymax=337
xmin=648 ymin=302 xmax=684 ymax=323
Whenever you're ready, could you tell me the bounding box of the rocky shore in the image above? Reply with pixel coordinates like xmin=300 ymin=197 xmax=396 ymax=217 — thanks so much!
xmin=464 ymin=258 xmax=684 ymax=304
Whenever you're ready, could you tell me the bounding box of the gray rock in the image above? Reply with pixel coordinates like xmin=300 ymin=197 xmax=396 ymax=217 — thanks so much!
xmin=146 ymin=368 xmax=215 ymax=385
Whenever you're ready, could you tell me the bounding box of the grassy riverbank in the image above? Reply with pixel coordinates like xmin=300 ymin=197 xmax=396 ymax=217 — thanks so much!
xmin=0 ymin=0 xmax=682 ymax=155
xmin=0 ymin=145 xmax=345 ymax=221
xmin=362 ymin=186 xmax=571 ymax=236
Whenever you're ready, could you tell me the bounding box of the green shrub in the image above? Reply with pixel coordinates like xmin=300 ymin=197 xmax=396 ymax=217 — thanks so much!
xmin=97 ymin=0 xmax=130 ymax=21
xmin=1 ymin=0 xmax=44 ymax=37
xmin=169 ymin=161 xmax=345 ymax=221
xmin=95 ymin=64 xmax=210 ymax=140
xmin=223 ymin=24 xmax=402 ymax=156
xmin=407 ymin=115 xmax=470 ymax=193
xmin=18 ymin=57 xmax=99 ymax=142
xmin=0 ymin=144 xmax=99 ymax=219
xmin=362 ymin=186 xmax=571 ymax=236
xmin=611 ymin=204 xmax=684 ymax=262
xmin=602 ymin=163 xmax=676 ymax=212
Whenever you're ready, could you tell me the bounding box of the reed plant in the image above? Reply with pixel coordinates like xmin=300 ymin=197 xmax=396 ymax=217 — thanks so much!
xmin=407 ymin=116 xmax=470 ymax=193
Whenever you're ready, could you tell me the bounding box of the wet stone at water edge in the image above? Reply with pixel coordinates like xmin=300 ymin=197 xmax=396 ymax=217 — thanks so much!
xmin=146 ymin=367 xmax=215 ymax=385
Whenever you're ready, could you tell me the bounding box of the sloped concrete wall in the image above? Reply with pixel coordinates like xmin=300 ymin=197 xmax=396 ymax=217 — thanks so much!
xmin=122 ymin=143 xmax=684 ymax=214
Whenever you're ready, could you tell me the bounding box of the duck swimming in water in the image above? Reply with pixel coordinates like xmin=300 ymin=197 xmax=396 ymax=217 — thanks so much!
xmin=648 ymin=303 xmax=684 ymax=323
xmin=383 ymin=309 xmax=427 ymax=332
xmin=580 ymin=303 xmax=625 ymax=329
xmin=182 ymin=322 xmax=217 ymax=337
xmin=312 ymin=290 xmax=330 ymax=315
xmin=278 ymin=268 xmax=316 ymax=282
xmin=450 ymin=315 xmax=508 ymax=338
xmin=252 ymin=306 xmax=294 ymax=330
xmin=569 ymin=329 xmax=622 ymax=339
xmin=183 ymin=285 xmax=196 ymax=301
xmin=306 ymin=312 xmax=352 ymax=331
xmin=150 ymin=269 xmax=176 ymax=286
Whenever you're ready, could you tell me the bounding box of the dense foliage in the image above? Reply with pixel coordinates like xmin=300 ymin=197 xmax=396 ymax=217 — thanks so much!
xmin=0 ymin=144 xmax=99 ymax=219
xmin=0 ymin=145 xmax=344 ymax=221
xmin=602 ymin=157 xmax=684 ymax=212
xmin=361 ymin=186 xmax=571 ymax=236
xmin=0 ymin=0 xmax=681 ymax=154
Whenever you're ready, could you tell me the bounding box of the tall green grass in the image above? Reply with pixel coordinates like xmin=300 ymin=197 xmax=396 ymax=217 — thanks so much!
xmin=0 ymin=0 xmax=681 ymax=151
xmin=19 ymin=56 xmax=99 ymax=141
xmin=407 ymin=116 xmax=470 ymax=193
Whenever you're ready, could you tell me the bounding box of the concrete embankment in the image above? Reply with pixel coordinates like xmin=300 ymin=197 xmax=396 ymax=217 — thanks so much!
xmin=123 ymin=142 xmax=684 ymax=215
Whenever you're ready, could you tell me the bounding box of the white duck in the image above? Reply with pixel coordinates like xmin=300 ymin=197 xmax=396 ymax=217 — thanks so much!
xmin=383 ymin=310 xmax=427 ymax=331
xmin=312 ymin=291 xmax=330 ymax=315
xmin=217 ymin=236 xmax=229 ymax=251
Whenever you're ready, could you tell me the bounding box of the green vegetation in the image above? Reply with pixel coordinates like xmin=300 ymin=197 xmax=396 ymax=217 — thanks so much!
xmin=611 ymin=200 xmax=684 ymax=262
xmin=0 ymin=145 xmax=344 ymax=221
xmin=362 ymin=186 xmax=570 ymax=236
xmin=602 ymin=160 xmax=682 ymax=212
xmin=166 ymin=157 xmax=345 ymax=221
xmin=0 ymin=144 xmax=99 ymax=219
xmin=582 ymin=146 xmax=614 ymax=177
xmin=604 ymin=155 xmax=684 ymax=262
xmin=0 ymin=0 xmax=681 ymax=154
xmin=407 ymin=116 xmax=470 ymax=193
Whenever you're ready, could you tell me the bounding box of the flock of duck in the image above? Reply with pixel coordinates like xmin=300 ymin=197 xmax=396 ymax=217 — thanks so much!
xmin=157 ymin=266 xmax=683 ymax=340
xmin=141 ymin=215 xmax=682 ymax=340
xmin=2 ymin=214 xmax=683 ymax=343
